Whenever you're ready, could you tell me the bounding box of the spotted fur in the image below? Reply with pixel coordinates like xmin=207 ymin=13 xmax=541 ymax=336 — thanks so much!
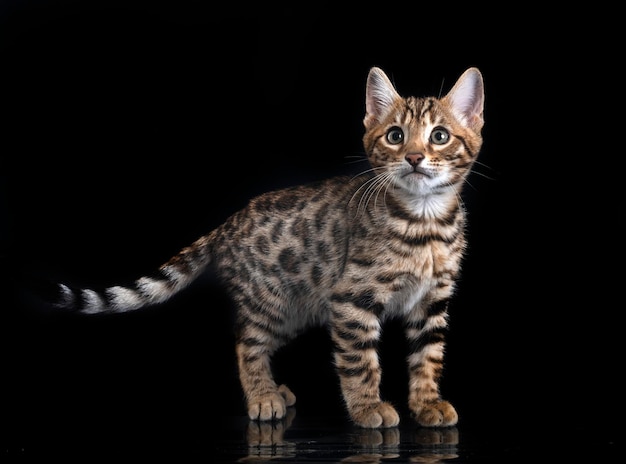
xmin=52 ymin=67 xmax=485 ymax=428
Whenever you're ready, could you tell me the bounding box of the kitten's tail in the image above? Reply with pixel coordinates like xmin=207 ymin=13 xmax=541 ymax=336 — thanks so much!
xmin=53 ymin=233 xmax=214 ymax=315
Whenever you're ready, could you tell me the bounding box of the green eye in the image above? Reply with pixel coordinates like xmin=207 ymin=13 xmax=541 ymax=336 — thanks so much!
xmin=386 ymin=126 xmax=404 ymax=145
xmin=430 ymin=127 xmax=450 ymax=145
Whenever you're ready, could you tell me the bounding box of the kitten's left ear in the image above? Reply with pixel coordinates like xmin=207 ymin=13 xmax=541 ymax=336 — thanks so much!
xmin=364 ymin=67 xmax=402 ymax=128
xmin=443 ymin=67 xmax=485 ymax=132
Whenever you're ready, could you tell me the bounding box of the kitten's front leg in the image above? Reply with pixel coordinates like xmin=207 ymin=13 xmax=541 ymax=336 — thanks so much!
xmin=406 ymin=300 xmax=458 ymax=427
xmin=330 ymin=301 xmax=400 ymax=428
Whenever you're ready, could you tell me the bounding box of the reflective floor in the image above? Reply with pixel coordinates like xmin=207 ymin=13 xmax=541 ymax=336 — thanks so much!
xmin=216 ymin=412 xmax=463 ymax=463
xmin=10 ymin=407 xmax=619 ymax=462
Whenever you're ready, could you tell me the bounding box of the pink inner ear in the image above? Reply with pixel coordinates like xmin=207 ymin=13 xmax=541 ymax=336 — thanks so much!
xmin=365 ymin=68 xmax=400 ymax=122
xmin=448 ymin=71 xmax=484 ymax=126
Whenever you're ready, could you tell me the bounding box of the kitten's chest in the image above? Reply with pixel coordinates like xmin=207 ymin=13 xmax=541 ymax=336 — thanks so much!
xmin=377 ymin=238 xmax=459 ymax=283
xmin=361 ymin=207 xmax=463 ymax=272
xmin=347 ymin=209 xmax=466 ymax=312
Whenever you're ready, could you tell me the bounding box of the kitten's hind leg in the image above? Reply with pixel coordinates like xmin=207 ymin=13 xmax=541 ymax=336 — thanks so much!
xmin=236 ymin=342 xmax=296 ymax=421
xmin=278 ymin=384 xmax=296 ymax=407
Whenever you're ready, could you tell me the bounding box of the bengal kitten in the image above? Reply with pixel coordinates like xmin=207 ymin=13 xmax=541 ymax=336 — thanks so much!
xmin=48 ymin=66 xmax=485 ymax=428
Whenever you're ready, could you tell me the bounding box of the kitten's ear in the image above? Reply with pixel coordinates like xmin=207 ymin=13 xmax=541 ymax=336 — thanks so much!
xmin=364 ymin=67 xmax=401 ymax=128
xmin=443 ymin=67 xmax=485 ymax=132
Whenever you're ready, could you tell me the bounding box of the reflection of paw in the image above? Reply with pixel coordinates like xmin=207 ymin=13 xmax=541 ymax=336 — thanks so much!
xmin=341 ymin=453 xmax=394 ymax=463
xmin=246 ymin=407 xmax=296 ymax=446
xmin=410 ymin=400 xmax=458 ymax=427
xmin=414 ymin=426 xmax=459 ymax=446
xmin=410 ymin=427 xmax=459 ymax=463
xmin=343 ymin=427 xmax=400 ymax=462
xmin=246 ymin=384 xmax=296 ymax=421
xmin=351 ymin=401 xmax=400 ymax=428
xmin=242 ymin=408 xmax=297 ymax=462
xmin=351 ymin=427 xmax=400 ymax=447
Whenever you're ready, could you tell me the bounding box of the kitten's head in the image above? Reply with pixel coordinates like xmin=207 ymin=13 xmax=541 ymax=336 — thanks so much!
xmin=363 ymin=67 xmax=484 ymax=197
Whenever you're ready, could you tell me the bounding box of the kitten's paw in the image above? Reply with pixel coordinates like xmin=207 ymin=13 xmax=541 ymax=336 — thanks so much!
xmin=351 ymin=401 xmax=400 ymax=428
xmin=410 ymin=399 xmax=458 ymax=427
xmin=247 ymin=385 xmax=296 ymax=421
xmin=247 ymin=392 xmax=287 ymax=421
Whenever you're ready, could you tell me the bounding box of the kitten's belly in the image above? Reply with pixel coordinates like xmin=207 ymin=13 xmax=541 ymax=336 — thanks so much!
xmin=283 ymin=295 xmax=331 ymax=331
xmin=387 ymin=280 xmax=433 ymax=317
xmin=235 ymin=267 xmax=333 ymax=332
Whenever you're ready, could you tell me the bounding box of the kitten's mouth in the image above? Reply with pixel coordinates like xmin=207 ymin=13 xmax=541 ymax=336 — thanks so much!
xmin=403 ymin=167 xmax=432 ymax=179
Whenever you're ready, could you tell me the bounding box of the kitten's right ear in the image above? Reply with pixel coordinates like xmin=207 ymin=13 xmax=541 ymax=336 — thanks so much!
xmin=364 ymin=67 xmax=401 ymax=128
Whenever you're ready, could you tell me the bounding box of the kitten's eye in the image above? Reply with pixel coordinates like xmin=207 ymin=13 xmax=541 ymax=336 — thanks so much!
xmin=386 ymin=126 xmax=404 ymax=145
xmin=430 ymin=127 xmax=450 ymax=145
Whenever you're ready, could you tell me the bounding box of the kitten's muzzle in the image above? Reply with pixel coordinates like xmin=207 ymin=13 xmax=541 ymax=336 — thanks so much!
xmin=403 ymin=153 xmax=431 ymax=177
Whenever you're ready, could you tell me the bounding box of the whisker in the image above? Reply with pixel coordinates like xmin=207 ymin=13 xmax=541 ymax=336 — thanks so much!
xmin=461 ymin=176 xmax=478 ymax=193
xmin=350 ymin=165 xmax=386 ymax=179
xmin=358 ymin=168 xmax=400 ymax=217
xmin=472 ymin=159 xmax=496 ymax=172
xmin=359 ymin=175 xmax=387 ymax=216
xmin=378 ymin=172 xmax=396 ymax=210
xmin=370 ymin=173 xmax=390 ymax=211
xmin=438 ymin=77 xmax=446 ymax=99
xmin=469 ymin=160 xmax=498 ymax=180
xmin=349 ymin=171 xmax=392 ymax=217
xmin=348 ymin=174 xmax=379 ymax=210
xmin=343 ymin=153 xmax=369 ymax=165
xmin=440 ymin=178 xmax=466 ymax=211
xmin=343 ymin=153 xmax=368 ymax=160
xmin=468 ymin=169 xmax=496 ymax=182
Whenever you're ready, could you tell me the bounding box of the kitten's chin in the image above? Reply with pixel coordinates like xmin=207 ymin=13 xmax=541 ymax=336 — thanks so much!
xmin=395 ymin=174 xmax=457 ymax=202
xmin=402 ymin=168 xmax=432 ymax=179
xmin=397 ymin=172 xmax=437 ymax=194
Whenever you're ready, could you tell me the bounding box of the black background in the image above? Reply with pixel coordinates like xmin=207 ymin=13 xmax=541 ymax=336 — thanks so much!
xmin=2 ymin=0 xmax=624 ymax=458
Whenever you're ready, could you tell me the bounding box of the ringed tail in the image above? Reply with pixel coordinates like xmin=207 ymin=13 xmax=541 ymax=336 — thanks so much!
xmin=55 ymin=233 xmax=213 ymax=314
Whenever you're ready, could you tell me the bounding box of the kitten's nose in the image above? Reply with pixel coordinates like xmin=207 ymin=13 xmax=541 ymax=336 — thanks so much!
xmin=405 ymin=152 xmax=424 ymax=167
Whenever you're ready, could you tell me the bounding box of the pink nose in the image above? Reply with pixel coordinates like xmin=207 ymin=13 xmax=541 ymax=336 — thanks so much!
xmin=405 ymin=153 xmax=424 ymax=166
